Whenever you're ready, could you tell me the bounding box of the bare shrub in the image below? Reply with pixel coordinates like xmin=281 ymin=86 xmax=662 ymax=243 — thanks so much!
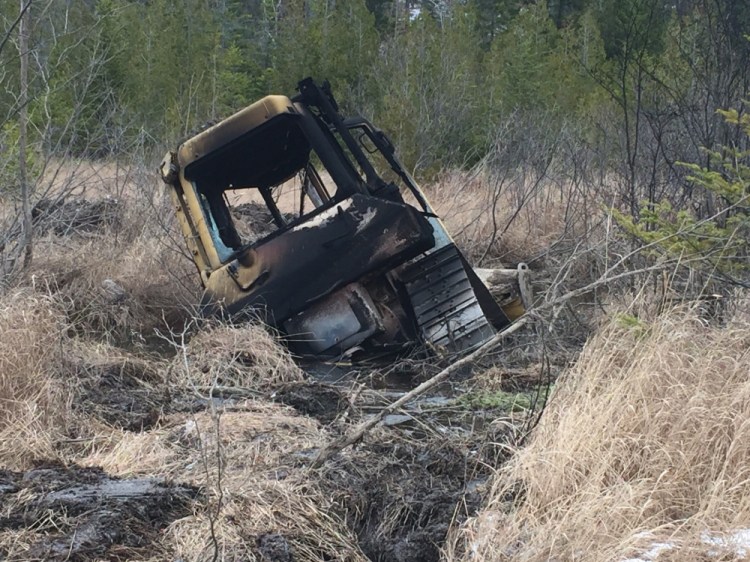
xmin=0 ymin=291 xmax=74 ymax=469
xmin=428 ymin=168 xmax=608 ymax=273
xmin=448 ymin=305 xmax=750 ymax=561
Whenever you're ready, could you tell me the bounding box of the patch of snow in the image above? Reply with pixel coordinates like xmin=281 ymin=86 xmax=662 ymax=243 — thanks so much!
xmin=621 ymin=529 xmax=750 ymax=561
xmin=701 ymin=529 xmax=750 ymax=558
xmin=469 ymin=511 xmax=499 ymax=557
xmin=621 ymin=541 xmax=676 ymax=562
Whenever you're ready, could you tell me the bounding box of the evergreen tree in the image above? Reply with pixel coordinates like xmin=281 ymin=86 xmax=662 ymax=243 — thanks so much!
xmin=269 ymin=0 xmax=379 ymax=110
xmin=593 ymin=0 xmax=669 ymax=60
xmin=487 ymin=2 xmax=564 ymax=114
xmin=98 ymin=0 xmax=220 ymax=142
xmin=616 ymin=106 xmax=750 ymax=285
xmin=470 ymin=0 xmax=523 ymax=50
xmin=373 ymin=5 xmax=485 ymax=172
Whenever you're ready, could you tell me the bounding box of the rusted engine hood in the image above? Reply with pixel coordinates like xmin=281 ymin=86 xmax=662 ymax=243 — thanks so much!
xmin=201 ymin=193 xmax=435 ymax=325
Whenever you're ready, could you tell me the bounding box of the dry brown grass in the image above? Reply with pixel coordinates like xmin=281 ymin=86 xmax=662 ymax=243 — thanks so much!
xmin=165 ymin=404 xmax=367 ymax=561
xmin=24 ymin=188 xmax=198 ymax=344
xmin=0 ymin=291 xmax=75 ymax=470
xmin=79 ymin=400 xmax=367 ymax=561
xmin=170 ymin=321 xmax=305 ymax=391
xmin=426 ymin=170 xmax=604 ymax=269
xmin=33 ymin=233 xmax=195 ymax=339
xmin=448 ymin=305 xmax=750 ymax=561
xmin=1 ymin=159 xmax=199 ymax=345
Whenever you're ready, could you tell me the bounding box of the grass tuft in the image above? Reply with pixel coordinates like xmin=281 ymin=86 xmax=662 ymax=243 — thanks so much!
xmin=0 ymin=291 xmax=74 ymax=469
xmin=170 ymin=321 xmax=305 ymax=392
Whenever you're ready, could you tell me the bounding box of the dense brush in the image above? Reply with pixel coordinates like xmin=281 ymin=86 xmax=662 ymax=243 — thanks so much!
xmin=0 ymin=291 xmax=74 ymax=469
xmin=450 ymin=305 xmax=750 ymax=561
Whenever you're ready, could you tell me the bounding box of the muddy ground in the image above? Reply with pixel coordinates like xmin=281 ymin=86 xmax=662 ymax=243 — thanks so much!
xmin=0 ymin=345 xmax=552 ymax=561
xmin=1 ymin=464 xmax=198 ymax=561
xmin=0 ymin=197 xmax=570 ymax=561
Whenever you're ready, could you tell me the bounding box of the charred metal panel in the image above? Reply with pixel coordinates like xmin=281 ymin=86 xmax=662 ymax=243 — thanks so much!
xmin=284 ymin=283 xmax=382 ymax=355
xmin=400 ymin=245 xmax=497 ymax=352
xmin=202 ymin=193 xmax=435 ymax=325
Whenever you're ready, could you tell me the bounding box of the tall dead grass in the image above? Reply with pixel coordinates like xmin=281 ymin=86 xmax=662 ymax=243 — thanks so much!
xmin=35 ymin=232 xmax=196 ymax=340
xmin=79 ymin=400 xmax=368 ymax=561
xmin=449 ymin=306 xmax=750 ymax=561
xmin=164 ymin=403 xmax=367 ymax=561
xmin=0 ymin=291 xmax=74 ymax=469
xmin=427 ymin=170 xmax=606 ymax=270
xmin=25 ymin=164 xmax=199 ymax=343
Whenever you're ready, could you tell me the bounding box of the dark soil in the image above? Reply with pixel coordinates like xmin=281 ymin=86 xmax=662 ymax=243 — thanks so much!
xmin=257 ymin=533 xmax=293 ymax=562
xmin=70 ymin=357 xmax=170 ymax=431
xmin=295 ymin=354 xmax=526 ymax=562
xmin=0 ymin=463 xmax=198 ymax=561
xmin=321 ymin=430 xmax=503 ymax=562
xmin=357 ymin=448 xmax=477 ymax=562
xmin=271 ymin=381 xmax=347 ymax=424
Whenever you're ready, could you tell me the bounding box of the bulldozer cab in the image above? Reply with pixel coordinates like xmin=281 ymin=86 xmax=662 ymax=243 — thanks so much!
xmin=160 ymin=78 xmax=517 ymax=358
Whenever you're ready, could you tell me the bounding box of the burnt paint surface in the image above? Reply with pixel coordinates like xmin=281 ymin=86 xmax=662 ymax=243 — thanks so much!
xmin=284 ymin=284 xmax=382 ymax=355
xmin=201 ymin=193 xmax=435 ymax=326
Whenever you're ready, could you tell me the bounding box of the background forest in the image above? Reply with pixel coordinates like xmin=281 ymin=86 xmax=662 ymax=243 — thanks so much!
xmin=3 ymin=0 xmax=750 ymax=280
xmin=2 ymin=0 xmax=749 ymax=175
xmin=2 ymin=0 xmax=748 ymax=291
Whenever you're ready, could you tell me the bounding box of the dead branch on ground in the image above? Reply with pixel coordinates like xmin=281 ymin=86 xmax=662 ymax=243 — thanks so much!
xmin=311 ymin=316 xmax=530 ymax=468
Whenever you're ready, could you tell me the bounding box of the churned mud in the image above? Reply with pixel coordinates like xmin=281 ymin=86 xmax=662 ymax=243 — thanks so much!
xmin=271 ymin=381 xmax=347 ymax=424
xmin=2 ymin=311 xmax=545 ymax=561
xmin=324 ymin=437 xmax=491 ymax=562
xmin=0 ymin=464 xmax=198 ymax=561
xmin=71 ymin=357 xmax=169 ymax=432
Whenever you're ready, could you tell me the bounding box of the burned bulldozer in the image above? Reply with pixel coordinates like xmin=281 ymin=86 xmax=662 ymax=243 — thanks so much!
xmin=160 ymin=78 xmax=527 ymax=359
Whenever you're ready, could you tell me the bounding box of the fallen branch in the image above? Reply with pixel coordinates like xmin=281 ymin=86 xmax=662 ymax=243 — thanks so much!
xmin=310 ymin=316 xmax=530 ymax=468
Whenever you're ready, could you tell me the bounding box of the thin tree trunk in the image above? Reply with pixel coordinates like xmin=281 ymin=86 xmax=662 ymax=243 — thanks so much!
xmin=19 ymin=0 xmax=32 ymax=268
